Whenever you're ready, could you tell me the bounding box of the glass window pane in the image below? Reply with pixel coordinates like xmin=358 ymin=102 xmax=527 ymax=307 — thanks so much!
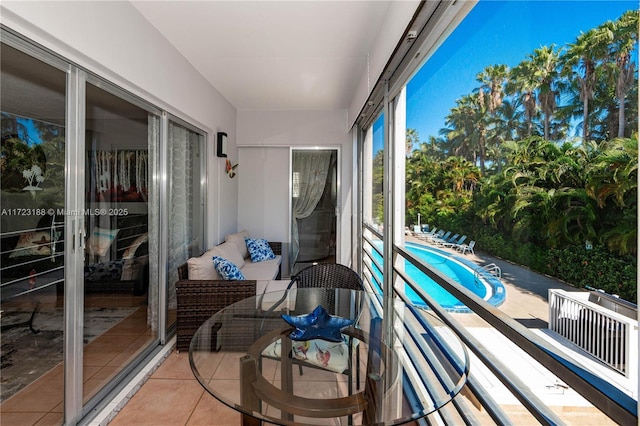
xmin=0 ymin=43 xmax=66 ymax=423
xmin=83 ymin=83 xmax=158 ymax=403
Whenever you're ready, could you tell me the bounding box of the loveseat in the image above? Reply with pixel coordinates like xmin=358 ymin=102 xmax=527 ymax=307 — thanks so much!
xmin=175 ymin=230 xmax=283 ymax=351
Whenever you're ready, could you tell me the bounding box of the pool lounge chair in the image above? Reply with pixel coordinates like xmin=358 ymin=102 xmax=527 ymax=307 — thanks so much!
xmin=432 ymin=231 xmax=452 ymax=244
xmin=442 ymin=235 xmax=466 ymax=248
xmin=434 ymin=232 xmax=458 ymax=246
xmin=457 ymin=240 xmax=475 ymax=255
xmin=416 ymin=227 xmax=438 ymax=240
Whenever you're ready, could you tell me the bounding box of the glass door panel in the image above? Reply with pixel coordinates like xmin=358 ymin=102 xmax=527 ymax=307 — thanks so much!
xmin=0 ymin=43 xmax=67 ymax=423
xmin=82 ymin=83 xmax=158 ymax=402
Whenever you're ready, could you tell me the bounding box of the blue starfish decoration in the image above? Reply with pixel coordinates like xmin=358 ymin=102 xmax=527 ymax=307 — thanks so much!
xmin=281 ymin=305 xmax=354 ymax=342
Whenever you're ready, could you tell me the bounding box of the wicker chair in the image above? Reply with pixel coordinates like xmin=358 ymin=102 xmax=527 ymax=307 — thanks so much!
xmin=264 ymin=263 xmax=364 ymax=393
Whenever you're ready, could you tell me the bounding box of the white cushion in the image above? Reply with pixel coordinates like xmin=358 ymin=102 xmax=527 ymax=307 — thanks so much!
xmin=241 ymin=255 xmax=281 ymax=280
xmin=211 ymin=240 xmax=245 ymax=269
xmin=225 ymin=230 xmax=250 ymax=259
xmin=187 ymin=248 xmax=221 ymax=280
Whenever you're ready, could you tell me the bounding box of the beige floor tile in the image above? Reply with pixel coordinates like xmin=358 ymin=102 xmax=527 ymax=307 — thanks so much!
xmin=109 ymin=379 xmax=204 ymax=426
xmin=186 ymin=392 xmax=241 ymax=426
xmin=1 ymin=377 xmax=63 ymax=413
xmin=0 ymin=412 xmax=48 ymax=426
xmin=152 ymin=351 xmax=198 ymax=380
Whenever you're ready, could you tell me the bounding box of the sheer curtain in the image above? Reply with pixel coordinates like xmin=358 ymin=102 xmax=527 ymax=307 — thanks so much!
xmin=167 ymin=123 xmax=194 ymax=313
xmin=147 ymin=114 xmax=160 ymax=330
xmin=291 ymin=150 xmax=333 ymax=263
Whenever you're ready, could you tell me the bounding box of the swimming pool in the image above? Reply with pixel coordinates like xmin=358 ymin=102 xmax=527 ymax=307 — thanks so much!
xmin=370 ymin=241 xmax=505 ymax=312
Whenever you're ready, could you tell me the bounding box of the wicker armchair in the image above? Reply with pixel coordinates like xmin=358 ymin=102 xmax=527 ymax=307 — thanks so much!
xmin=174 ymin=241 xmax=282 ymax=352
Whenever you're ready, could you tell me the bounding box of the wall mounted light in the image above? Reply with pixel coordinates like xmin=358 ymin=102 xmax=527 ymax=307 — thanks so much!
xmin=216 ymin=132 xmax=228 ymax=158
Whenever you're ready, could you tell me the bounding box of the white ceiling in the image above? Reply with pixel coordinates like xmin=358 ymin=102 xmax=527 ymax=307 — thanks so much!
xmin=131 ymin=1 xmax=392 ymax=111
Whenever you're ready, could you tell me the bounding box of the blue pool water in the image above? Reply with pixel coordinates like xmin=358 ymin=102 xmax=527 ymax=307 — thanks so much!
xmin=370 ymin=242 xmax=504 ymax=311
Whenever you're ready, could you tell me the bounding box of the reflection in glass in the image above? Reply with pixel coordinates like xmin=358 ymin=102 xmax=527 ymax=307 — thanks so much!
xmin=82 ymin=83 xmax=158 ymax=403
xmin=0 ymin=43 xmax=66 ymax=423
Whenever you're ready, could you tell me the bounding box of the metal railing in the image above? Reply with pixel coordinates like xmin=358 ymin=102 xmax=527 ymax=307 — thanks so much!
xmin=549 ymin=289 xmax=638 ymax=381
xmin=360 ymin=223 xmax=638 ymax=425
xmin=476 ymin=262 xmax=501 ymax=278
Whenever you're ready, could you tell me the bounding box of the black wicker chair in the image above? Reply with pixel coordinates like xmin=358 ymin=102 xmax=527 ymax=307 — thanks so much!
xmin=263 ymin=263 xmax=364 ymax=394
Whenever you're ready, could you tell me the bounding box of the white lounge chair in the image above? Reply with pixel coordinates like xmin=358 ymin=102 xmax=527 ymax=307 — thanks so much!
xmin=457 ymin=240 xmax=475 ymax=255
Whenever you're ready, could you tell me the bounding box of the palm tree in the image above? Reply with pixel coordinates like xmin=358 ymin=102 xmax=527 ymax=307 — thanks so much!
xmin=406 ymin=128 xmax=420 ymax=157
xmin=506 ymin=59 xmax=538 ymax=136
xmin=444 ymin=94 xmax=489 ymax=174
xmin=562 ymin=27 xmax=609 ymax=143
xmin=530 ymin=46 xmax=562 ymax=140
xmin=606 ymin=11 xmax=638 ymax=138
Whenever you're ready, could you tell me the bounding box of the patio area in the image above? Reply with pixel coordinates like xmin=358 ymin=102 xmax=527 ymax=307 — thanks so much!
xmin=94 ymin=239 xmax=624 ymax=425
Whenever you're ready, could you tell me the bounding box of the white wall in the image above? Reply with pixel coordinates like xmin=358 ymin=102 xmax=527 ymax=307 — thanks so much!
xmin=237 ymin=110 xmax=354 ymax=268
xmin=348 ymin=0 xmax=420 ymax=128
xmin=1 ymin=0 xmax=237 ymax=246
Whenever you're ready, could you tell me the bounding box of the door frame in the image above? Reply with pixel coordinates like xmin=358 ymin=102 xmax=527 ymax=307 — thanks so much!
xmin=288 ymin=146 xmax=341 ymax=271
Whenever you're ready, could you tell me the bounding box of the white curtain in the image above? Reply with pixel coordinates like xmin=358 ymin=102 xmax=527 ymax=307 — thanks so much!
xmin=291 ymin=150 xmax=332 ymax=262
xmin=166 ymin=123 xmax=193 ymax=313
xmin=147 ymin=114 xmax=160 ymax=330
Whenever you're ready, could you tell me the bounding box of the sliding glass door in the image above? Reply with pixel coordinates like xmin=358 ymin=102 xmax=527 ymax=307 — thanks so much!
xmin=82 ymin=82 xmax=159 ymax=403
xmin=1 ymin=29 xmax=207 ymax=425
xmin=0 ymin=42 xmax=68 ymax=424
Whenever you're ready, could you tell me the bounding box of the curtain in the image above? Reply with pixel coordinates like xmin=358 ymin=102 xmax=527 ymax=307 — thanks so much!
xmin=291 ymin=150 xmax=333 ymax=262
xmin=166 ymin=123 xmax=193 ymax=313
xmin=147 ymin=114 xmax=160 ymax=330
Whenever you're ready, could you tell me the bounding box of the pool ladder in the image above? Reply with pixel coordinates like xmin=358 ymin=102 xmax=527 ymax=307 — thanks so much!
xmin=475 ymin=263 xmax=502 ymax=279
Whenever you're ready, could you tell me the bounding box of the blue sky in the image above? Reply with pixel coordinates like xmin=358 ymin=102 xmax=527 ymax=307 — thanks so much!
xmin=403 ymin=0 xmax=638 ymax=147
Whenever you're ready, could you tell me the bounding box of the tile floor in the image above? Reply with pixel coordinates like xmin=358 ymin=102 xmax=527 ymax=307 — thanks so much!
xmin=107 ymin=350 xmax=243 ymax=426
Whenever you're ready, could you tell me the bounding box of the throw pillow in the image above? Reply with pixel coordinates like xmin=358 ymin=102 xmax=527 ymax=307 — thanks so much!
xmin=245 ymin=237 xmax=276 ymax=263
xmin=212 ymin=240 xmax=245 ymax=269
xmin=9 ymin=231 xmax=52 ymax=257
xmin=225 ymin=230 xmax=250 ymax=259
xmin=122 ymin=233 xmax=148 ymax=259
xmin=87 ymin=227 xmax=119 ymax=257
xmin=187 ymin=248 xmax=221 ymax=280
xmin=213 ymin=256 xmax=246 ymax=280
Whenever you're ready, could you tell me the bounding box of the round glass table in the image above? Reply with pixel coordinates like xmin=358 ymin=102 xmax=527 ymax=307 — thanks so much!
xmin=189 ymin=288 xmax=469 ymax=426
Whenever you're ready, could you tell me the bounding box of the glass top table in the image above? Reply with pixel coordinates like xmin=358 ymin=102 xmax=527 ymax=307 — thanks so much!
xmin=189 ymin=288 xmax=469 ymax=426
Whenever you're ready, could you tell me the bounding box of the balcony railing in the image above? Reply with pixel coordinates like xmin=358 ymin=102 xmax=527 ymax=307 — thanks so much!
xmin=549 ymin=289 xmax=638 ymax=386
xmin=360 ymin=223 xmax=638 ymax=425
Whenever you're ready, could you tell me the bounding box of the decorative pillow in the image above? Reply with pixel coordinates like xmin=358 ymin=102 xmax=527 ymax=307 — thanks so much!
xmin=225 ymin=230 xmax=250 ymax=259
xmin=212 ymin=256 xmax=246 ymax=280
xmin=9 ymin=231 xmax=52 ymax=257
xmin=244 ymin=237 xmax=276 ymax=263
xmin=87 ymin=227 xmax=119 ymax=257
xmin=262 ymin=336 xmax=352 ymax=373
xmin=187 ymin=248 xmax=221 ymax=280
xmin=122 ymin=233 xmax=149 ymax=259
xmin=212 ymin=241 xmax=245 ymax=269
